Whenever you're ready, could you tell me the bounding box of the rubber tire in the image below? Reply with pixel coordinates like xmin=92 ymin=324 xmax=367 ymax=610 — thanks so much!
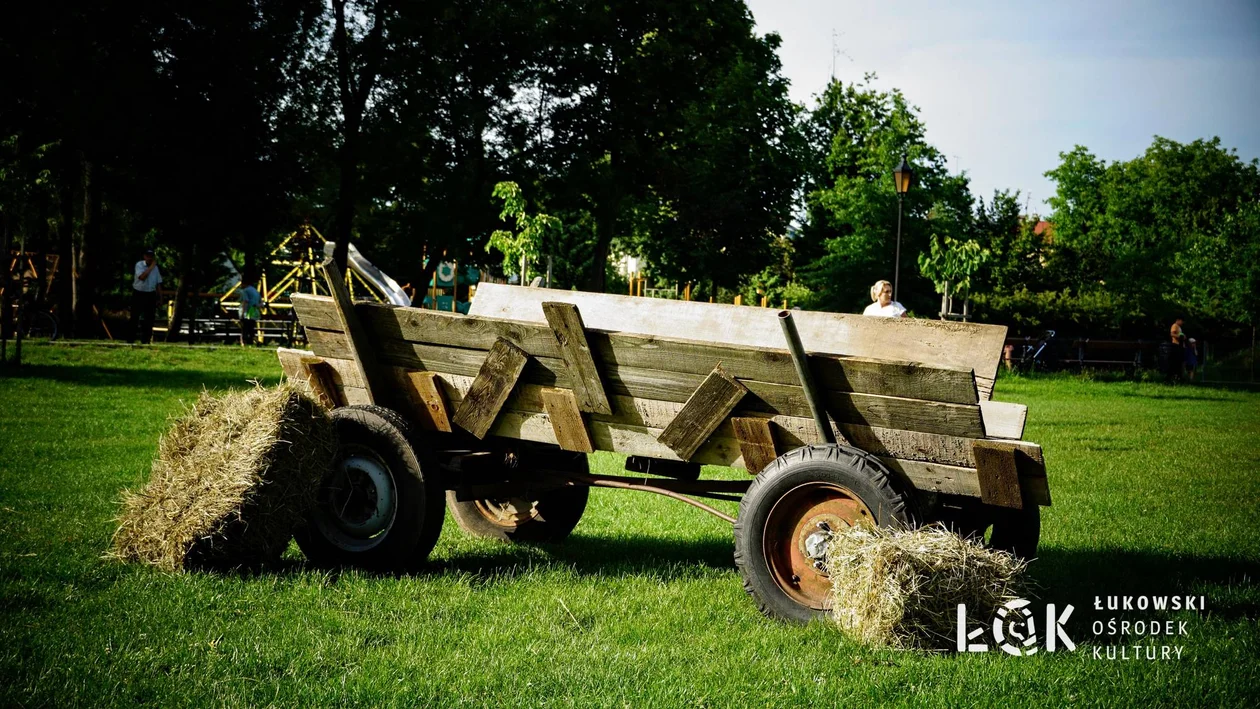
xmin=446 ymin=454 xmax=590 ymax=543
xmin=986 ymin=506 xmax=1041 ymax=561
xmin=937 ymin=504 xmax=1041 ymax=561
xmin=734 ymin=444 xmax=918 ymax=624
xmin=296 ymin=405 xmax=444 ymax=572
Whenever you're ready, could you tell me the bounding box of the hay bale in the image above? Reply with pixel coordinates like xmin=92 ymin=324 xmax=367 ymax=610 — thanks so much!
xmin=111 ymin=384 xmax=335 ymax=571
xmin=825 ymin=524 xmax=1027 ymax=649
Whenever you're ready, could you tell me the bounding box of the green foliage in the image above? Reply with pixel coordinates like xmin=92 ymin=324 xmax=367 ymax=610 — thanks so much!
xmin=486 ymin=182 xmax=561 ymax=281
xmin=917 ymin=234 xmax=989 ymax=297
xmin=1040 ymin=137 xmax=1260 ymax=332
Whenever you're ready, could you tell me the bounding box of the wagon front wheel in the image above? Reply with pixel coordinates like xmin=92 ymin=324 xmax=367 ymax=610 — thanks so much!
xmin=734 ymin=445 xmax=917 ymax=624
xmin=446 ymin=486 xmax=590 ymax=543
xmin=296 ymin=405 xmax=444 ymax=571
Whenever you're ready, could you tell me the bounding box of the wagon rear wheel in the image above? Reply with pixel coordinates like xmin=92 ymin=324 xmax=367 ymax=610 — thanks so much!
xmin=734 ymin=445 xmax=918 ymax=624
xmin=937 ymin=503 xmax=1041 ymax=561
xmin=296 ymin=405 xmax=444 ymax=572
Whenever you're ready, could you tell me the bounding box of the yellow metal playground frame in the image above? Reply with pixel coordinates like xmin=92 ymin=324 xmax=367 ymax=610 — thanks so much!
xmin=218 ymin=224 xmax=394 ymax=316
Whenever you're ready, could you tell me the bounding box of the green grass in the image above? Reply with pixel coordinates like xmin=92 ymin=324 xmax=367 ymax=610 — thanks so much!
xmin=1 ymin=342 xmax=1258 ymax=707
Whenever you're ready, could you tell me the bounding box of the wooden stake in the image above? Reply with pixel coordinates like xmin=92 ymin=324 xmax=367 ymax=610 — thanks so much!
xmin=658 ymin=365 xmax=748 ymax=460
xmin=321 ymin=258 xmax=384 ymax=405
xmin=394 ymin=369 xmax=452 ymax=432
xmin=732 ymin=417 xmax=777 ymax=474
xmin=452 ymin=338 xmax=529 ymax=439
xmin=541 ymin=301 xmax=611 ymax=414
xmin=541 ymin=388 xmax=594 ymax=452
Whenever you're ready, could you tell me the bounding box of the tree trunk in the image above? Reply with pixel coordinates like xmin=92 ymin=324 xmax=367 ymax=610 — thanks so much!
xmin=408 ymin=250 xmax=439 ymax=308
xmin=331 ymin=126 xmax=357 ymax=271
xmin=73 ymin=159 xmax=101 ymax=337
xmin=165 ymin=259 xmax=194 ymax=344
xmin=57 ymin=152 xmax=77 ymax=333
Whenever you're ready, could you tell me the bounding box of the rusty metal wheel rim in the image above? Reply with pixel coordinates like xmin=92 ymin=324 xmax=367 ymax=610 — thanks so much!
xmin=763 ymin=482 xmax=874 ymax=610
xmin=474 ymin=498 xmax=540 ymax=528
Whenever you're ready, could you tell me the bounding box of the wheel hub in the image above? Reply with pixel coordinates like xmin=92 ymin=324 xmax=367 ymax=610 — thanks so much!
xmin=475 ymin=498 xmax=540 ymax=527
xmin=763 ymin=482 xmax=873 ymax=610
xmin=316 ymin=448 xmax=398 ymax=551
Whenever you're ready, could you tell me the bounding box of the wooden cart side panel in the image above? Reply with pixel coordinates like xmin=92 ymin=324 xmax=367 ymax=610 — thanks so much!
xmin=301 ymin=326 xmax=986 ymax=439
xmin=292 ymin=294 xmax=980 ymax=406
xmin=466 ymin=282 xmax=1006 ymax=400
xmin=278 ymin=351 xmax=1049 ymax=504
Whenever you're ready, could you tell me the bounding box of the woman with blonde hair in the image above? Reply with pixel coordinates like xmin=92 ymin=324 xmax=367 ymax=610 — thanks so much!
xmin=862 ymin=279 xmax=907 ymax=317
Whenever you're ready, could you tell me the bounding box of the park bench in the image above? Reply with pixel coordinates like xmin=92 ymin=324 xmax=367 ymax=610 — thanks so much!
xmin=278 ymin=264 xmax=1051 ymax=623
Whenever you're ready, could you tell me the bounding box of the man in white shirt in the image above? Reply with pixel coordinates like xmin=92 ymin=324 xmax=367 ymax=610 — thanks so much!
xmin=130 ymin=249 xmax=162 ymax=343
xmin=862 ymin=279 xmax=907 ymax=317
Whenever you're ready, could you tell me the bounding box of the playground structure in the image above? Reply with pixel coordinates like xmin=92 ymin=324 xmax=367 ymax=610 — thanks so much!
xmin=1 ymin=249 xmax=61 ymax=345
xmin=161 ymin=224 xmax=412 ymax=344
xmin=277 ymin=263 xmax=1051 ymax=623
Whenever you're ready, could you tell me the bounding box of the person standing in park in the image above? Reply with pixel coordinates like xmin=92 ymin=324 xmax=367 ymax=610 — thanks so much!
xmin=863 ymin=279 xmax=907 ymax=317
xmin=238 ymin=275 xmax=262 ymax=346
xmin=130 ymin=249 xmax=162 ymax=344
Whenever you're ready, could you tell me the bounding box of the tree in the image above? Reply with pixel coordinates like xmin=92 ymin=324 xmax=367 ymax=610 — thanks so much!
xmin=328 ymin=0 xmax=392 ymax=272
xmin=797 ymin=76 xmax=972 ymax=314
xmin=486 ymin=182 xmax=561 ymax=283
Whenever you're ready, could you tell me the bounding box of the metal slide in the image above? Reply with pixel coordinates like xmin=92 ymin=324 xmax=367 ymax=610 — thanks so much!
xmin=323 ymin=241 xmax=411 ymax=306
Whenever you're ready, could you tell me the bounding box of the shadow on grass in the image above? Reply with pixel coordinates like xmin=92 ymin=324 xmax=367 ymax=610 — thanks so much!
xmin=1031 ymin=546 xmax=1260 ymax=621
xmin=429 ymin=533 xmax=735 ymax=582
xmin=1 ymin=363 xmax=281 ymax=391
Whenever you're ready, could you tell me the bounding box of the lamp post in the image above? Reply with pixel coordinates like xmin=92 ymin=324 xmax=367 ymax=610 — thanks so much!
xmin=892 ymin=154 xmax=913 ymax=302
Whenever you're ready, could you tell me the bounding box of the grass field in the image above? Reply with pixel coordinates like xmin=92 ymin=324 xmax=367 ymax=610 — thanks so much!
xmin=1 ymin=342 xmax=1258 ymax=707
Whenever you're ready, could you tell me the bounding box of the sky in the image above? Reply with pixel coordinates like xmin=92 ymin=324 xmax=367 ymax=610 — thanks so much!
xmin=743 ymin=0 xmax=1260 ymax=212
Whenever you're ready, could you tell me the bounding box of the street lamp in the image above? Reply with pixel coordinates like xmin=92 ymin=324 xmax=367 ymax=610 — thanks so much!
xmin=892 ymin=154 xmax=913 ymax=302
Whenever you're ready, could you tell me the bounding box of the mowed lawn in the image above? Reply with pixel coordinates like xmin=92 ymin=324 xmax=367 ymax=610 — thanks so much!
xmin=1 ymin=342 xmax=1258 ymax=707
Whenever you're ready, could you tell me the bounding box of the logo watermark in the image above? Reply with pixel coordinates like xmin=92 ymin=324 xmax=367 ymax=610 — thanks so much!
xmin=958 ymin=595 xmax=1201 ymax=659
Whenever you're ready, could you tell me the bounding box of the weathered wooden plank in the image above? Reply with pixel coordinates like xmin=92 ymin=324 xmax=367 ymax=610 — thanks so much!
xmin=876 ymin=458 xmax=982 ymax=498
xmin=972 ymin=440 xmax=1025 ymax=509
xmin=305 ymin=326 xmax=986 ymax=438
xmin=392 ymin=370 xmax=453 ymax=432
xmin=452 ymin=338 xmax=530 ymax=439
xmin=320 ymin=260 xmax=387 ymax=405
xmin=277 ymin=348 xmax=338 ymax=407
xmin=979 ymin=400 xmax=1027 ymax=439
xmin=658 ymin=366 xmax=748 ymax=460
xmin=542 ymin=302 xmax=611 ymax=414
xmin=731 ymin=417 xmax=777 ymax=475
xmin=467 ymin=283 xmax=1006 ymax=400
xmin=489 ymin=409 xmax=985 ymax=497
xmin=540 ymin=388 xmax=594 ymax=453
xmin=292 ymin=294 xmax=979 ymax=405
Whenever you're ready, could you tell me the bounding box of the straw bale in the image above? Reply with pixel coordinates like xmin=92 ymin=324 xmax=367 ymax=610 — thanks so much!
xmin=826 ymin=524 xmax=1027 ymax=649
xmin=110 ymin=384 xmax=335 ymax=571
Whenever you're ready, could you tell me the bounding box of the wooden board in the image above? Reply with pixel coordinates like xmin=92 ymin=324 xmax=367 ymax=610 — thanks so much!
xmin=301 ymin=326 xmax=986 ymax=439
xmin=292 ymin=295 xmax=980 ymax=405
xmin=321 ymin=260 xmax=387 ymax=405
xmin=393 ymin=370 xmax=452 ymax=432
xmin=451 ymin=338 xmax=529 ymax=439
xmin=658 ymin=366 xmax=748 ymax=460
xmin=731 ymin=417 xmax=777 ymax=475
xmin=972 ymin=439 xmax=1026 ymax=509
xmin=979 ymin=400 xmax=1027 ymax=439
xmin=540 ymin=388 xmax=594 ymax=453
xmin=467 ymin=283 xmax=1007 ymax=399
xmin=541 ymin=302 xmax=611 ymax=414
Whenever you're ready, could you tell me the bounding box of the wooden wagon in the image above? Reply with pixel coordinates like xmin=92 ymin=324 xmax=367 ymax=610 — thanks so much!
xmin=278 ymin=264 xmax=1050 ymax=622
